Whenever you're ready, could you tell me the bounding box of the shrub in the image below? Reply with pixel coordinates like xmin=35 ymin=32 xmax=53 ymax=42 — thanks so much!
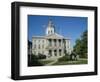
xmin=28 ymin=54 xmax=43 ymax=66
xmin=79 ymin=53 xmax=88 ymax=58
xmin=38 ymin=53 xmax=46 ymax=59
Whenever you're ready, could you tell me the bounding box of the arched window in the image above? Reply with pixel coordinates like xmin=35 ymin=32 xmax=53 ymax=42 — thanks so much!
xmin=48 ymin=30 xmax=50 ymax=34
xmin=51 ymin=30 xmax=52 ymax=34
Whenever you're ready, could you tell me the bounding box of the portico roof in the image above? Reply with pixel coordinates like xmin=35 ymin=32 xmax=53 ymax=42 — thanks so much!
xmin=32 ymin=33 xmax=70 ymax=40
xmin=45 ymin=33 xmax=65 ymax=39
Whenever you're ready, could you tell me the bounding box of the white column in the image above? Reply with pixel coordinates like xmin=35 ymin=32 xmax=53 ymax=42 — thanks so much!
xmin=61 ymin=39 xmax=63 ymax=48
xmin=57 ymin=39 xmax=59 ymax=48
xmin=52 ymin=50 xmax=54 ymax=57
xmin=46 ymin=39 xmax=48 ymax=47
xmin=57 ymin=49 xmax=59 ymax=57
xmin=61 ymin=49 xmax=63 ymax=56
xmin=52 ymin=39 xmax=53 ymax=47
xmin=55 ymin=39 xmax=56 ymax=47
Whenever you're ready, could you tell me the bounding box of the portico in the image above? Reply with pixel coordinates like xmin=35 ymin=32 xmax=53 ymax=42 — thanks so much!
xmin=45 ymin=37 xmax=65 ymax=59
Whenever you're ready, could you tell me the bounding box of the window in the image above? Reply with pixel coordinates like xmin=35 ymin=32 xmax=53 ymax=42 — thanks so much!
xmin=54 ymin=50 xmax=57 ymax=56
xmin=49 ymin=50 xmax=52 ymax=57
xmin=34 ymin=44 xmax=36 ymax=49
xmin=34 ymin=40 xmax=36 ymax=43
xmin=38 ymin=44 xmax=40 ymax=49
xmin=48 ymin=30 xmax=50 ymax=34
xmin=59 ymin=50 xmax=61 ymax=56
xmin=59 ymin=39 xmax=61 ymax=46
xmin=38 ymin=40 xmax=40 ymax=43
xmin=51 ymin=30 xmax=52 ymax=33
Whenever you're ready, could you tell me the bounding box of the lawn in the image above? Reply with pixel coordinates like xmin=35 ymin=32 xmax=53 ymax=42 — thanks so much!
xmin=39 ymin=60 xmax=53 ymax=65
xmin=52 ymin=58 xmax=88 ymax=65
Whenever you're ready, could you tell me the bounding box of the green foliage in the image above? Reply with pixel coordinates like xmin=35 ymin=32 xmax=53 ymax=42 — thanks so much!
xmin=53 ymin=59 xmax=87 ymax=65
xmin=37 ymin=53 xmax=46 ymax=59
xmin=40 ymin=60 xmax=53 ymax=65
xmin=73 ymin=30 xmax=88 ymax=58
xmin=28 ymin=54 xmax=43 ymax=66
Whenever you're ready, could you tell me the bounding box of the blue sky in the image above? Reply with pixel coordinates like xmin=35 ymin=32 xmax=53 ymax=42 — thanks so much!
xmin=28 ymin=15 xmax=87 ymax=47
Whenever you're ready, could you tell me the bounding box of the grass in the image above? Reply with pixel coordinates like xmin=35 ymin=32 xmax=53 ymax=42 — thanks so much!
xmin=53 ymin=58 xmax=87 ymax=65
xmin=39 ymin=60 xmax=53 ymax=65
xmin=28 ymin=54 xmax=88 ymax=66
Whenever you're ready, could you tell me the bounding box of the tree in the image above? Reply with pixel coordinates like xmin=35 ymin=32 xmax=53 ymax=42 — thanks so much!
xmin=73 ymin=30 xmax=87 ymax=58
xmin=73 ymin=39 xmax=82 ymax=55
xmin=81 ymin=30 xmax=87 ymax=55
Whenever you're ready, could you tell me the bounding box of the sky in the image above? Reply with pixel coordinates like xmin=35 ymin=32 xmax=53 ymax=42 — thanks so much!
xmin=28 ymin=15 xmax=87 ymax=47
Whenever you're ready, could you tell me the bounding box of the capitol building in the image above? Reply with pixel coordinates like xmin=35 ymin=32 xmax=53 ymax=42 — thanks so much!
xmin=32 ymin=19 xmax=71 ymax=60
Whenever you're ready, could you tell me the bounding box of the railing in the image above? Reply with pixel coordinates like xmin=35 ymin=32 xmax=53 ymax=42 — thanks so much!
xmin=46 ymin=45 xmax=64 ymax=50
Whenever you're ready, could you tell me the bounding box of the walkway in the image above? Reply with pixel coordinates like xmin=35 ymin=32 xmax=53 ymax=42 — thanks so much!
xmin=45 ymin=59 xmax=58 ymax=65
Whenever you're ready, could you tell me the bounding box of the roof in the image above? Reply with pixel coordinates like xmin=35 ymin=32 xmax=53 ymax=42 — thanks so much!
xmin=45 ymin=33 xmax=64 ymax=39
xmin=32 ymin=33 xmax=70 ymax=40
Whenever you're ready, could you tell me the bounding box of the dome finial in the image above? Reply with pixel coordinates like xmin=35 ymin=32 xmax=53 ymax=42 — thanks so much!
xmin=48 ymin=17 xmax=53 ymax=27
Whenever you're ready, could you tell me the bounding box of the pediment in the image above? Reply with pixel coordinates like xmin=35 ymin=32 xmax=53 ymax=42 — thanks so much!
xmin=45 ymin=33 xmax=64 ymax=39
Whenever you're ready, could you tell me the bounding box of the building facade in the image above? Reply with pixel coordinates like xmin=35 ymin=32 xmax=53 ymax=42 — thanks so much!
xmin=32 ymin=19 xmax=71 ymax=60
